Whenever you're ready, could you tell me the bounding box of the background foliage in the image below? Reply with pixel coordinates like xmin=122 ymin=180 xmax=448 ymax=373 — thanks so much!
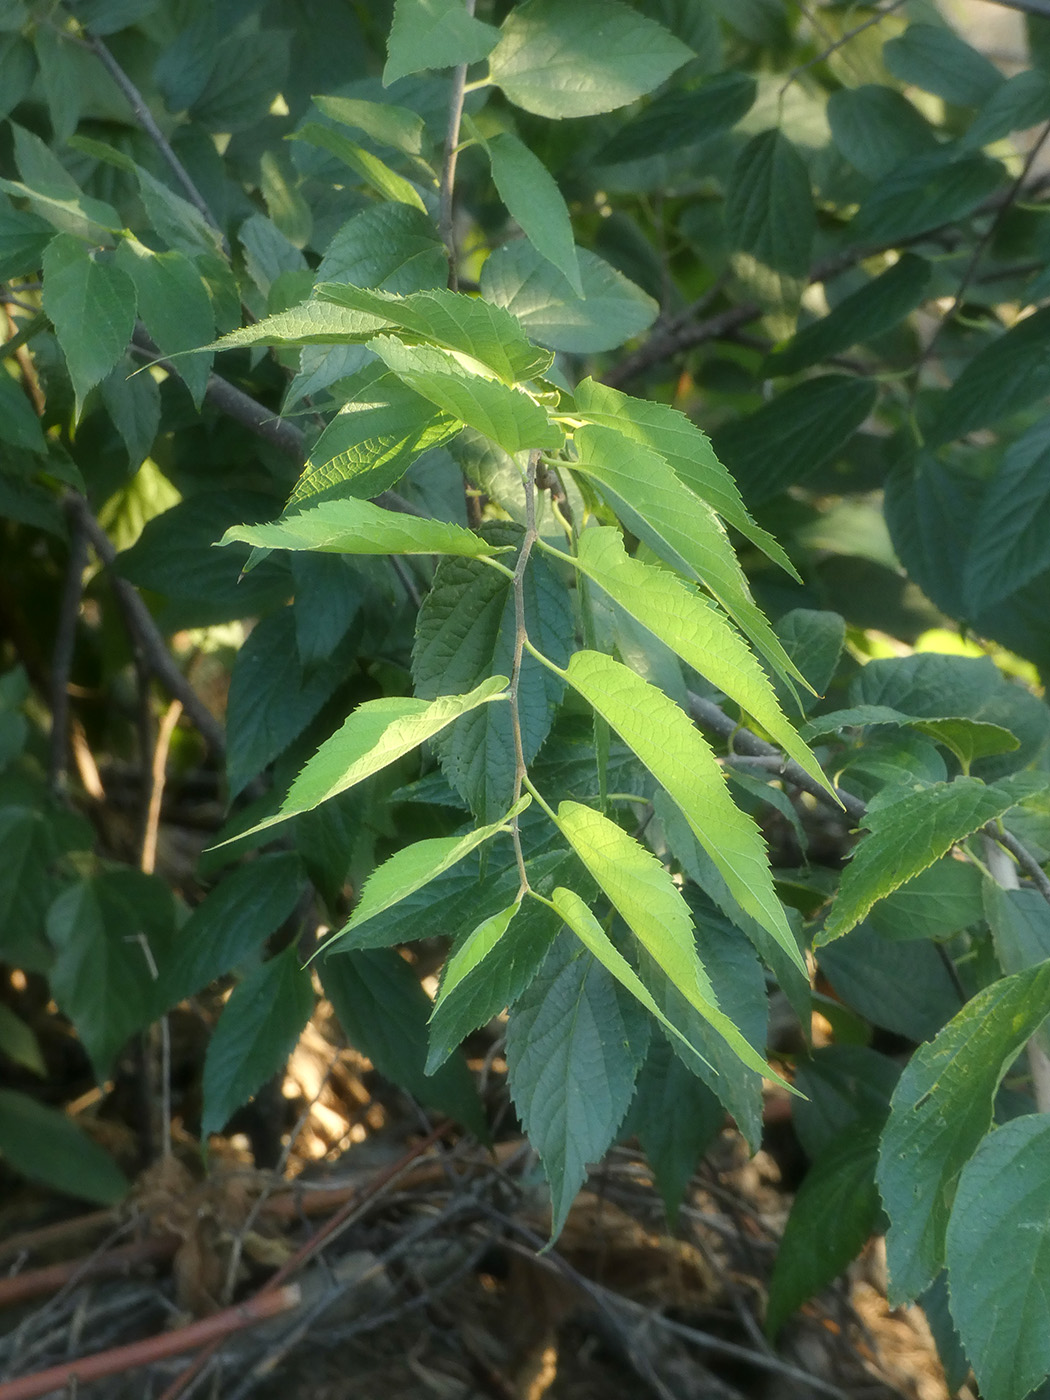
xmin=4 ymin=1 xmax=1050 ymax=1395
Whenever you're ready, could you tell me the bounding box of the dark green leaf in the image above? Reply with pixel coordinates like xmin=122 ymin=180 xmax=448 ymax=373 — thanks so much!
xmin=0 ymin=1089 xmax=128 ymax=1205
xmin=597 ymin=70 xmax=756 ymax=163
xmin=851 ymin=151 xmax=1002 ymax=247
xmin=627 ymin=1038 xmax=723 ymax=1223
xmin=0 ymin=194 xmax=50 ymax=280
xmin=201 ymin=947 xmax=313 ymax=1139
xmin=984 ymin=882 xmax=1050 ymax=976
xmin=877 ymin=962 xmax=1050 ymax=1303
xmin=773 ymin=609 xmax=845 ymax=713
xmin=793 ymin=1045 xmax=900 ymax=1161
xmin=317 ymin=203 xmax=447 ymax=293
xmin=190 ymin=30 xmax=288 ymax=132
xmin=293 ymin=123 xmax=427 ymax=211
xmin=868 ymin=857 xmax=983 ymax=943
xmin=828 ymin=84 xmax=941 ymax=180
xmin=42 ymin=234 xmax=136 ymax=418
xmin=963 ymin=417 xmax=1050 ymax=611
xmin=884 ymin=23 xmax=1004 ymax=106
xmin=818 ymin=923 xmax=962 ymax=1042
xmin=725 ymin=130 xmax=814 ymax=279
xmin=100 ymin=357 xmax=160 ymax=470
xmin=0 ymin=369 xmax=46 ymax=454
xmin=0 ymin=34 xmax=35 ymax=124
xmin=964 ymin=67 xmax=1050 ymax=149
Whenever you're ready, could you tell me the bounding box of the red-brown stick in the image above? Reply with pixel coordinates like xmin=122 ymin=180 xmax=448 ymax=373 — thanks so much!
xmin=0 ymin=1235 xmax=176 ymax=1309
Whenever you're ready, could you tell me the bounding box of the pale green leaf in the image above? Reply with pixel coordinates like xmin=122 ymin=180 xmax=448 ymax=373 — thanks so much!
xmin=293 ymin=122 xmax=427 ymax=211
xmin=201 ymin=947 xmax=313 ymax=1138
xmin=572 ymin=377 xmax=795 ymax=578
xmin=486 ymin=131 xmax=581 ymax=295
xmin=877 ymin=963 xmax=1050 ymax=1303
xmin=220 ymin=677 xmax=509 ymax=844
xmin=725 ymin=129 xmax=814 ymax=279
xmin=803 ymin=706 xmax=1019 ymax=767
xmin=206 ymin=299 xmax=389 ymax=351
xmin=331 ymin=798 xmax=528 ymax=950
xmin=570 ymin=528 xmax=831 ymax=794
xmin=820 ymin=777 xmax=1032 ymax=945
xmin=317 ymin=204 xmax=447 ymax=295
xmin=316 ymin=281 xmax=554 ymax=382
xmin=480 ymin=241 xmax=657 ymax=353
xmin=561 ymin=651 xmax=800 ymax=964
xmin=313 ymin=94 xmax=429 ymax=158
xmin=384 ymin=0 xmax=500 ymax=86
xmin=489 ymin=0 xmax=692 ymax=119
xmin=369 ymin=335 xmax=563 ymax=454
xmin=221 ymin=497 xmax=506 ymax=560
xmin=570 ymin=424 xmax=807 ymax=694
xmin=946 ymin=1116 xmax=1050 ymax=1400
xmin=0 ymin=1089 xmax=128 ymax=1205
xmin=42 ymin=234 xmax=136 ymax=418
xmin=432 ymin=900 xmax=522 ymax=1014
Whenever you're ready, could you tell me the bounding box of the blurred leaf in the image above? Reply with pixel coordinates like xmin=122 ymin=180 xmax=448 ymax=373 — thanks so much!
xmin=963 ymin=68 xmax=1050 ymax=149
xmin=383 ymin=0 xmax=499 ymax=86
xmin=0 ymin=1089 xmax=128 ymax=1204
xmin=41 ymin=234 xmax=136 ymax=419
xmin=598 ymin=70 xmax=756 ymax=163
xmin=725 ymin=130 xmax=814 ymax=279
xmin=0 ymin=1003 xmax=45 ymax=1075
xmin=851 ymin=151 xmax=1002 ymax=247
xmin=818 ymin=923 xmax=962 ymax=1042
xmin=223 ymin=497 xmax=502 ymax=560
xmin=828 ymin=85 xmax=941 ymax=180
xmin=867 ymin=857 xmax=983 ymax=943
xmin=963 ymin=417 xmax=1050 ymax=612
xmin=883 ymin=23 xmax=1003 ymax=106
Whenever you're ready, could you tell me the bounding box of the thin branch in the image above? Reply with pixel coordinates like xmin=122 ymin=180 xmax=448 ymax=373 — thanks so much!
xmin=47 ymin=507 xmax=88 ymax=791
xmin=507 ymin=451 xmax=541 ymax=893
xmin=988 ymin=824 xmax=1050 ymax=903
xmin=782 ymin=0 xmax=908 ymax=94
xmin=438 ymin=0 xmax=476 ymax=289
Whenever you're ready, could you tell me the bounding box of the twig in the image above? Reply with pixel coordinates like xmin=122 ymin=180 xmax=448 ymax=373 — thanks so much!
xmin=507 ymin=451 xmax=541 ymax=891
xmin=603 ymin=304 xmax=762 ymax=389
xmin=985 ymin=836 xmax=1050 ymax=1112
xmin=141 ymin=698 xmax=183 ymax=876
xmin=0 ymin=1285 xmax=301 ymax=1400
xmin=47 ymin=507 xmax=88 ymax=791
xmin=438 ymin=0 xmax=476 ymax=289
xmin=782 ymin=0 xmax=908 ymax=94
xmin=62 ymin=491 xmax=227 ymax=756
xmin=987 ymin=824 xmax=1050 ymax=903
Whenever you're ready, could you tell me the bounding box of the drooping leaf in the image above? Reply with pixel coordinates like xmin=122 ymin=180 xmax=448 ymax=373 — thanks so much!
xmin=486 ymin=131 xmax=581 ymax=295
xmin=725 ymin=129 xmax=814 ymax=279
xmin=572 ymin=378 xmax=796 ymax=577
xmin=963 ymin=417 xmax=1050 ymax=612
xmin=330 ymin=798 xmax=528 ymax=950
xmin=569 ymin=528 xmax=829 ymax=791
xmin=222 ymin=497 xmax=505 ymax=561
xmin=321 ymin=948 xmax=487 ymax=1137
xmin=383 ymin=0 xmax=500 ymax=86
xmin=41 ymin=234 xmax=136 ymax=418
xmin=316 ymin=282 xmax=554 ymax=382
xmin=432 ymin=901 xmax=522 ymax=1015
xmin=877 ymin=963 xmax=1050 ymax=1303
xmin=205 ymin=299 xmax=390 ymax=351
xmin=561 ymin=652 xmax=800 ymax=965
xmin=162 ymin=853 xmax=306 ymax=1008
xmin=820 ymin=777 xmax=1035 ymax=945
xmin=711 ymin=375 xmax=878 ymax=507
xmin=945 ymin=1115 xmax=1050 ymax=1400
xmin=413 ymin=533 xmax=571 ymax=819
xmin=100 ymin=356 xmax=160 ymax=470
xmin=200 ymin=947 xmax=313 ymax=1139
xmin=223 ymin=677 xmax=509 ymax=844
xmin=570 ymin=424 xmax=806 ymax=694
xmin=505 ymin=932 xmax=648 ymax=1237
xmin=313 ymin=94 xmax=430 ymax=159
xmin=0 ymin=1089 xmax=128 ymax=1205
xmin=488 ymin=0 xmax=692 ymax=119
xmin=883 ymin=22 xmax=1004 ymax=106
xmin=766 ymin=1124 xmax=882 ymax=1338
xmin=627 ymin=1039 xmax=723 ymax=1223
xmin=480 ymin=241 xmax=658 ymax=353
xmin=597 ymin=70 xmax=756 ymax=163
xmin=293 ymin=122 xmax=427 ymax=211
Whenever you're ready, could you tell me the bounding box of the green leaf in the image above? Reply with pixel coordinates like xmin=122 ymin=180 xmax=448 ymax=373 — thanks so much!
xmin=47 ymin=870 xmax=176 ymax=1079
xmin=573 ymin=378 xmax=796 ymax=578
xmin=851 ymin=151 xmax=1003 ymax=247
xmin=200 ymin=947 xmax=313 ymax=1139
xmin=489 ymin=0 xmax=692 ymax=119
xmin=316 ymin=282 xmax=554 ymax=382
xmin=766 ymin=1124 xmax=882 ymax=1338
xmin=963 ymin=417 xmax=1050 ymax=612
xmin=562 ymin=651 xmax=801 ymax=965
xmin=0 ymin=803 xmax=88 ymax=972
xmin=597 ymin=69 xmax=756 ymax=163
xmin=828 ymin=85 xmax=940 ymax=180
xmin=0 ymin=1089 xmax=128 ymax=1205
xmin=793 ymin=1045 xmax=900 ymax=1161
xmin=480 ymin=241 xmax=657 ymax=353
xmin=0 ymin=34 xmax=35 ymax=124
xmin=5 ymin=124 xmax=119 ymax=243
xmin=207 ymin=299 xmax=390 ymax=351
xmin=963 ymin=67 xmax=1050 ymax=149
xmin=767 ymin=255 xmax=932 ymax=377
xmin=486 ymin=132 xmax=581 ymax=296
xmin=868 ymin=857 xmax=983 ymax=943
xmin=505 ymin=932 xmax=648 ymax=1237
xmin=570 ymin=528 xmax=829 ymax=793
xmin=293 ymin=122 xmax=427 ymax=211
xmin=0 ymin=370 xmax=46 ymax=454
xmin=0 ymin=195 xmax=50 ymax=280
xmin=627 ymin=1039 xmax=723 ymax=1223
xmin=413 ymin=535 xmax=571 ymax=820
xmin=115 ymin=237 xmax=214 ymax=408
xmin=41 ymin=234 xmax=136 ymax=419
xmin=33 ymin=26 xmax=84 ymax=145
xmin=877 ymin=963 xmax=1050 ymax=1303
xmin=100 ymin=356 xmax=160 ymax=471
xmin=330 ymin=799 xmax=528 ymax=950
xmin=383 ymin=0 xmax=500 ymax=86
xmin=322 ymin=948 xmax=487 ymax=1137
xmin=432 ymin=900 xmax=522 ymax=1015
xmin=570 ymin=424 xmax=806 ymax=694
xmin=162 ymin=853 xmax=306 ymax=1009
xmin=725 ymin=130 xmax=814 ymax=280
xmin=946 ymin=1115 xmax=1050 ymax=1400
xmin=984 ymin=882 xmax=1050 ymax=979
xmin=0 ymin=1002 xmax=44 ymax=1075
xmin=317 ymin=204 xmax=447 ymax=294
xmin=772 ymin=609 xmax=845 ymax=714
xmin=820 ymin=777 xmax=1030 ymax=945
xmin=884 ymin=23 xmax=1004 ymax=106
xmin=368 ymin=335 xmax=562 ymax=454
xmin=222 ymin=497 xmax=503 ymax=560
xmin=803 ymin=707 xmax=1019 ymax=768
xmin=711 ymin=375 xmax=878 ymax=507
xmin=189 ymin=29 xmax=288 ymax=133
xmin=818 ymin=923 xmax=963 ymax=1043
xmin=313 ymin=94 xmax=429 ymax=159
xmin=224 ymin=677 xmax=509 ymax=844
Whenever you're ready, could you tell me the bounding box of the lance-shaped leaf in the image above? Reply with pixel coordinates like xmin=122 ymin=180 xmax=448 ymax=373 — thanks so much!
xmin=560 ymin=650 xmax=802 ymax=967
xmin=313 ymin=95 xmax=430 ymax=159
xmin=819 ymin=776 xmax=1032 ymax=945
xmin=802 ymin=706 xmax=1019 ymax=768
xmin=330 ymin=797 xmax=529 ymax=950
xmin=370 ymin=335 xmax=562 ymax=454
xmin=551 ymin=883 xmax=774 ymax=1090
xmin=316 ymin=281 xmax=554 ymax=382
xmin=571 ymin=424 xmax=806 ymax=695
xmin=293 ymin=122 xmax=426 ymax=211
xmin=569 ymin=528 xmax=831 ymax=794
xmin=216 ymin=677 xmax=509 ymax=844
xmin=725 ymin=129 xmax=814 ymax=279
xmin=431 ymin=900 xmax=522 ymax=1016
xmin=485 ymin=131 xmax=581 ymax=296
xmin=877 ymin=963 xmax=1050 ymax=1304
xmin=0 ymin=1090 xmax=128 ymax=1206
xmin=204 ymin=299 xmax=389 ymax=350
xmin=221 ymin=497 xmax=507 ymax=559
xmin=42 ymin=234 xmax=136 ymax=418
xmin=573 ymin=378 xmax=796 ymax=579
xmin=384 ymin=0 xmax=500 ymax=86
